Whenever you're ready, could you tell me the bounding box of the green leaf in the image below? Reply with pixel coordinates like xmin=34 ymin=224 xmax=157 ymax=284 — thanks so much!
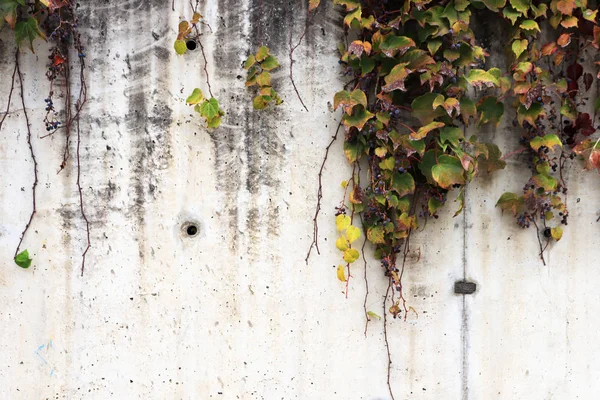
xmin=15 ymin=249 xmax=32 ymax=268
xmin=466 ymin=69 xmax=499 ymax=89
xmin=206 ymin=115 xmax=222 ymax=128
xmin=342 ymin=107 xmax=374 ymax=130
xmin=343 ymin=248 xmax=360 ymax=263
xmin=0 ymin=0 xmax=21 ymax=29
xmin=343 ymin=6 xmax=362 ymax=26
xmin=382 ymin=63 xmax=409 ymax=92
xmin=478 ymin=96 xmax=504 ymax=127
xmin=344 ymin=140 xmax=360 ymax=163
xmin=428 ymin=197 xmax=443 ymax=216
xmin=200 ymin=98 xmax=221 ymax=120
xmin=520 ymin=20 xmax=540 ymax=32
xmin=512 ymin=39 xmax=528 ymax=59
xmin=530 ymin=134 xmax=562 ymax=152
xmin=346 ymin=225 xmax=361 ymax=243
xmin=255 ymin=46 xmax=270 ymax=61
xmin=411 ymin=93 xmax=447 ymax=124
xmin=440 ymin=126 xmax=464 ymax=147
xmin=367 ymin=311 xmax=382 ymax=320
xmin=502 ymin=6 xmax=521 ymax=24
xmin=367 ymin=226 xmax=386 ymax=244
xmin=336 ymin=214 xmax=351 ymax=231
xmin=531 ymin=174 xmax=558 ymax=191
xmin=478 ymin=143 xmax=506 ymax=173
xmin=560 ymin=99 xmax=577 ymax=121
xmin=432 ymin=155 xmax=465 ymax=189
xmin=379 ymin=157 xmax=396 ymax=171
xmin=261 ymin=55 xmax=280 ymax=71
xmin=411 ymin=121 xmax=445 ymax=140
xmin=496 ymin=192 xmax=523 ymax=215
xmin=334 ymin=89 xmax=367 ymax=112
xmin=256 ymin=71 xmax=271 ymax=86
xmin=509 ymin=0 xmax=530 ymax=14
xmin=243 ymin=54 xmax=256 ymax=69
xmin=380 ymin=35 xmax=416 ymax=58
xmin=391 ymin=172 xmax=415 ymax=197
xmin=253 ymin=95 xmax=271 ymax=110
xmin=460 ymin=97 xmax=477 ymax=125
xmin=15 ymin=17 xmax=46 ymax=52
xmin=480 ymin=0 xmax=506 ymax=11
xmin=517 ymin=102 xmax=546 ymax=126
xmin=186 ymin=88 xmax=204 ymax=105
xmin=174 ymin=40 xmax=187 ymax=55
xmin=454 ymin=187 xmax=465 ymax=217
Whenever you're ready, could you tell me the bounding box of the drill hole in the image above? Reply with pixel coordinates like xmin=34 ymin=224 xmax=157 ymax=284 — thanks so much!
xmin=186 ymin=40 xmax=197 ymax=51
xmin=186 ymin=225 xmax=198 ymax=236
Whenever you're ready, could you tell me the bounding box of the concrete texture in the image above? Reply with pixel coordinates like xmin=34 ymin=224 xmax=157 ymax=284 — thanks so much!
xmin=0 ymin=1 xmax=598 ymax=399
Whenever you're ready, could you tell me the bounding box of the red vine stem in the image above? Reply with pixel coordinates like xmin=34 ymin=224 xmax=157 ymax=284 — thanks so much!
xmin=190 ymin=0 xmax=213 ymax=98
xmin=500 ymin=146 xmax=528 ymax=160
xmin=288 ymin=6 xmax=318 ymax=112
xmin=13 ymin=50 xmax=38 ymax=260
xmin=383 ymin=279 xmax=396 ymax=400
xmin=305 ymin=121 xmax=343 ymax=264
xmin=360 ymin=214 xmax=369 ymax=337
xmin=74 ymin=35 xmax=90 ymax=276
xmin=0 ymin=61 xmax=17 ymax=131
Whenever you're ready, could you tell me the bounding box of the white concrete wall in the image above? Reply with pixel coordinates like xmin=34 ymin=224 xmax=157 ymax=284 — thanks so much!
xmin=0 ymin=1 xmax=599 ymax=399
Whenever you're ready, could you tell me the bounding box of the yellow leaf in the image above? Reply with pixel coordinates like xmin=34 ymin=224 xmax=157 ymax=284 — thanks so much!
xmin=336 ymin=236 xmax=349 ymax=251
xmin=337 ymin=265 xmax=347 ymax=282
xmin=340 ymin=180 xmax=348 ymax=188
xmin=346 ymin=225 xmax=361 ymax=243
xmin=343 ymin=248 xmax=360 ymax=263
xmin=336 ymin=214 xmax=351 ymax=231
xmin=551 ymin=226 xmax=563 ymax=241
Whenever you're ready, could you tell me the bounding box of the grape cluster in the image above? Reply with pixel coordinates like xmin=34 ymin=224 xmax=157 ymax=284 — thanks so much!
xmin=516 ymin=213 xmax=531 ymax=229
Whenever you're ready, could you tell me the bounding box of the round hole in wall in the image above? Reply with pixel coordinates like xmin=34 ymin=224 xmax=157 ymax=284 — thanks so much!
xmin=181 ymin=222 xmax=200 ymax=238
xmin=186 ymin=40 xmax=197 ymax=51
xmin=186 ymin=224 xmax=198 ymax=236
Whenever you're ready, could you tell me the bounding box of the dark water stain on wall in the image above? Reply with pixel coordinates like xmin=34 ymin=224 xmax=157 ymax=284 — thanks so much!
xmin=82 ymin=0 xmax=173 ymax=265
xmin=212 ymin=0 xmax=301 ymax=255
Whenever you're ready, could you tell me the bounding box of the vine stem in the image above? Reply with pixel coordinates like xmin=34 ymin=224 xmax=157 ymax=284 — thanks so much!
xmin=13 ymin=50 xmax=38 ymax=260
xmin=74 ymin=36 xmax=90 ymax=276
xmin=531 ymin=217 xmax=547 ymax=266
xmin=305 ymin=121 xmax=343 ymax=264
xmin=190 ymin=0 xmax=213 ymax=98
xmin=288 ymin=4 xmax=318 ymax=112
xmin=383 ymin=279 xmax=396 ymax=400
xmin=0 ymin=61 xmax=17 ymax=131
xmin=360 ymin=213 xmax=370 ymax=337
xmin=500 ymin=146 xmax=528 ymax=160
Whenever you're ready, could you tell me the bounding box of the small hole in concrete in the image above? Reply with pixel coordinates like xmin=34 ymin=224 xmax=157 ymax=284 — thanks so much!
xmin=186 ymin=40 xmax=197 ymax=51
xmin=186 ymin=225 xmax=198 ymax=236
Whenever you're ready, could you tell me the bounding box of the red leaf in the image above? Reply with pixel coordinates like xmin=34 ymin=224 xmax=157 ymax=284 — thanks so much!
xmin=52 ymin=54 xmax=65 ymax=66
xmin=575 ymin=113 xmax=596 ymax=137
xmin=567 ymin=62 xmax=583 ymax=81
xmin=584 ymin=73 xmax=594 ymax=92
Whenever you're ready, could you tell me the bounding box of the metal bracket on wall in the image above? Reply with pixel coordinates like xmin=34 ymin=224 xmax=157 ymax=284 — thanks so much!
xmin=454 ymin=281 xmax=477 ymax=295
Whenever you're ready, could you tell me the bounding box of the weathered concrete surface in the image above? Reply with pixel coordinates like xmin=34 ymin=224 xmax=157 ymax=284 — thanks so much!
xmin=0 ymin=1 xmax=597 ymax=400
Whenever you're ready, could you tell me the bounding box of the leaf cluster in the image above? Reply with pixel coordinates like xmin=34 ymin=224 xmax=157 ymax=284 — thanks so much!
xmin=244 ymin=46 xmax=283 ymax=110
xmin=186 ymin=88 xmax=225 ymax=128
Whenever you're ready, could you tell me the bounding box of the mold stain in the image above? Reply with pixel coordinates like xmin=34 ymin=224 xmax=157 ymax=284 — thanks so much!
xmin=213 ymin=0 xmax=295 ymax=257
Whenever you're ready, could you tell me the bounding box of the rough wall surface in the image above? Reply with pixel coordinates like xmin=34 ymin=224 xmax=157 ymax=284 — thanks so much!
xmin=0 ymin=1 xmax=599 ymax=399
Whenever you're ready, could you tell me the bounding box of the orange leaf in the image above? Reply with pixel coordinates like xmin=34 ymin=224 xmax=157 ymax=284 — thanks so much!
xmin=557 ymin=33 xmax=572 ymax=47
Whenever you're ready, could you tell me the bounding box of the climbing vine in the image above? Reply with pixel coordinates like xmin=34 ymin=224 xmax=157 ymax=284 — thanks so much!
xmin=1 ymin=0 xmax=89 ymax=273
